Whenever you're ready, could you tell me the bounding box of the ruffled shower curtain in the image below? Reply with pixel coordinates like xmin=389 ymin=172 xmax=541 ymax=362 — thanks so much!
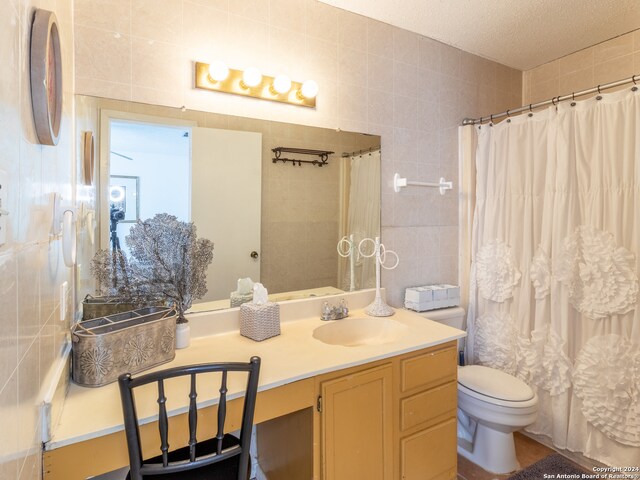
xmin=341 ymin=150 xmax=380 ymax=290
xmin=465 ymin=88 xmax=640 ymax=466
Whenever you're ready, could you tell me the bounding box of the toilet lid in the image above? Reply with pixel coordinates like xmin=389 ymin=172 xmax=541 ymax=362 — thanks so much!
xmin=458 ymin=365 xmax=534 ymax=402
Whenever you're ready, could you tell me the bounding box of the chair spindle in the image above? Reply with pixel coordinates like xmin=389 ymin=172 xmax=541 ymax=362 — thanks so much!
xmin=216 ymin=371 xmax=228 ymax=455
xmin=118 ymin=358 xmax=260 ymax=480
xmin=188 ymin=373 xmax=198 ymax=462
xmin=157 ymin=379 xmax=170 ymax=467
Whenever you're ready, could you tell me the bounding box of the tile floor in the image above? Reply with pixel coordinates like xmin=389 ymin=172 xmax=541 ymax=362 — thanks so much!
xmin=456 ymin=432 xmax=605 ymax=480
xmin=457 ymin=432 xmax=555 ymax=480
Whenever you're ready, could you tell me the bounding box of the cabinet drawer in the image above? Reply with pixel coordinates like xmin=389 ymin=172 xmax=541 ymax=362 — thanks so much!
xmin=400 ymin=381 xmax=456 ymax=432
xmin=401 ymin=346 xmax=457 ymax=393
xmin=401 ymin=418 xmax=457 ymax=480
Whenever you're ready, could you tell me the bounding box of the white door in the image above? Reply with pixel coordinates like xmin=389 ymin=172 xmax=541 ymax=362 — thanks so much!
xmin=191 ymin=127 xmax=262 ymax=302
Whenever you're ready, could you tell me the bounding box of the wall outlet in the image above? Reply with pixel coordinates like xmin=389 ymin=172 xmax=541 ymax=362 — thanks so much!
xmin=60 ymin=281 xmax=68 ymax=322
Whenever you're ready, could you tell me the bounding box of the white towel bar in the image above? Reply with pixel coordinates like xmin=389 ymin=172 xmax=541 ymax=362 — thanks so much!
xmin=393 ymin=173 xmax=453 ymax=195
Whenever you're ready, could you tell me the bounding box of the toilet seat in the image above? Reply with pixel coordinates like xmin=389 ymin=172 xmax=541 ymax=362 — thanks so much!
xmin=458 ymin=365 xmax=536 ymax=408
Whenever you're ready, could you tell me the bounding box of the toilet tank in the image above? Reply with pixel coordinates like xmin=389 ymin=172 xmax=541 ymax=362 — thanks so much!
xmin=415 ymin=306 xmax=466 ymax=363
xmin=416 ymin=306 xmax=465 ymax=329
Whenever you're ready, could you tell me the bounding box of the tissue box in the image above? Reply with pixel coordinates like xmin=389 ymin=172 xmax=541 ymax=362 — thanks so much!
xmin=404 ymin=284 xmax=460 ymax=312
xmin=230 ymin=291 xmax=253 ymax=308
xmin=240 ymin=302 xmax=281 ymax=341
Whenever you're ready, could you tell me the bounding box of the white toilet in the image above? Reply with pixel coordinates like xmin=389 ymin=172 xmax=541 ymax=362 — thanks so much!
xmin=418 ymin=307 xmax=539 ymax=474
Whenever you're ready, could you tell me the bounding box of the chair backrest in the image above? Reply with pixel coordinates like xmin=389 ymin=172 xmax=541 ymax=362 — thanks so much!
xmin=118 ymin=356 xmax=261 ymax=480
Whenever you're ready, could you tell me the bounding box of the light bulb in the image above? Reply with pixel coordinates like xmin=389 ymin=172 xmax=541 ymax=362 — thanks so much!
xmin=242 ymin=67 xmax=262 ymax=88
xmin=208 ymin=61 xmax=229 ymax=82
xmin=109 ymin=185 xmax=125 ymax=202
xmin=300 ymin=80 xmax=319 ymax=99
xmin=272 ymin=74 xmax=292 ymax=94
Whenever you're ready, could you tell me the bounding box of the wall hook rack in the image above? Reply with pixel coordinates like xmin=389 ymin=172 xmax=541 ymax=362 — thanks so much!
xmin=272 ymin=147 xmax=334 ymax=167
xmin=341 ymin=146 xmax=381 ymax=158
xmin=393 ymin=173 xmax=453 ymax=195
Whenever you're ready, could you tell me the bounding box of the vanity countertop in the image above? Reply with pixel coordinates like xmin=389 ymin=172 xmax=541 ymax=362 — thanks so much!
xmin=49 ymin=304 xmax=465 ymax=450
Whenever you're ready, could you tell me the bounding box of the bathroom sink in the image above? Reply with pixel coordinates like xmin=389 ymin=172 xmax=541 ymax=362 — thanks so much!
xmin=312 ymin=317 xmax=409 ymax=347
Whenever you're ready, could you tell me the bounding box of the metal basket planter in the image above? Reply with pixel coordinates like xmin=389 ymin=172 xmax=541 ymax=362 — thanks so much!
xmin=71 ymin=307 xmax=177 ymax=387
xmin=81 ymin=294 xmax=137 ymax=320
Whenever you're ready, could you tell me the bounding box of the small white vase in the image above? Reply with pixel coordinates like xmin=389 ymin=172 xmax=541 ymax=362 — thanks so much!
xmin=175 ymin=322 xmax=191 ymax=349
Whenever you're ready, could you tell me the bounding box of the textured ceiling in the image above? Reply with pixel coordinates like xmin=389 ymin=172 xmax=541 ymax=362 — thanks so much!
xmin=319 ymin=0 xmax=640 ymax=70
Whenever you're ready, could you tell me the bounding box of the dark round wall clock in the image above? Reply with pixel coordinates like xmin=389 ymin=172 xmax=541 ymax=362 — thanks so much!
xmin=30 ymin=9 xmax=63 ymax=146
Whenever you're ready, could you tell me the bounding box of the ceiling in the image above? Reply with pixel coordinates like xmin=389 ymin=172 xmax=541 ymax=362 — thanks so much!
xmin=111 ymin=121 xmax=190 ymax=158
xmin=319 ymin=0 xmax=640 ymax=70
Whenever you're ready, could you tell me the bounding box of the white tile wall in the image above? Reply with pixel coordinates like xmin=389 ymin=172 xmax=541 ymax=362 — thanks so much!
xmin=523 ymin=30 xmax=640 ymax=104
xmin=73 ymin=0 xmax=522 ymax=307
xmin=0 ymin=0 xmax=74 ymax=479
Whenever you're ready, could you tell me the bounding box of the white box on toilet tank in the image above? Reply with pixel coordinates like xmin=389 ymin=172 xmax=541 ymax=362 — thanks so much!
xmin=404 ymin=284 xmax=460 ymax=311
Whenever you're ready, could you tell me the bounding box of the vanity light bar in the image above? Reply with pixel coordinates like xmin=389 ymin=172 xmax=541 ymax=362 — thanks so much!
xmin=194 ymin=62 xmax=317 ymax=108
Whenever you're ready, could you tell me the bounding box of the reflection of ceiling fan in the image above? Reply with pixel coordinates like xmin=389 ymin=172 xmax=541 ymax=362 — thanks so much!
xmin=110 ymin=151 xmax=134 ymax=161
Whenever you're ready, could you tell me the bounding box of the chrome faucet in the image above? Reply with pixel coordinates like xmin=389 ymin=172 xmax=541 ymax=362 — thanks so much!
xmin=321 ymin=299 xmax=349 ymax=321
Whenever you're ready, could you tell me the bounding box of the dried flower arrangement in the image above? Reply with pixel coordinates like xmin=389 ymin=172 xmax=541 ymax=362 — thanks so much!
xmin=90 ymin=213 xmax=214 ymax=324
xmin=89 ymin=248 xmax=157 ymax=307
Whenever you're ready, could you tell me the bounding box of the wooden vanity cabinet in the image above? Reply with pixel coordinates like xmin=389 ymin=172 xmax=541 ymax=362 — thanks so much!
xmin=320 ymin=364 xmax=394 ymax=480
xmin=45 ymin=341 xmax=458 ymax=480
xmin=398 ymin=344 xmax=458 ymax=480
xmin=314 ymin=341 xmax=458 ymax=480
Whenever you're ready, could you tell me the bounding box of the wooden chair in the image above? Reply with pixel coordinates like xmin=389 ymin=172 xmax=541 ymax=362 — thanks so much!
xmin=115 ymin=356 xmax=261 ymax=480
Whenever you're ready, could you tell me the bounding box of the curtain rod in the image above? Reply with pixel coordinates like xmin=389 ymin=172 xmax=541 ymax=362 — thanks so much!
xmin=461 ymin=74 xmax=640 ymax=126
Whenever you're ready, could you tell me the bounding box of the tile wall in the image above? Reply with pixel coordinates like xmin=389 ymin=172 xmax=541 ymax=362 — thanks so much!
xmin=523 ymin=30 xmax=640 ymax=104
xmin=260 ymin=127 xmax=379 ymax=294
xmin=73 ymin=0 xmax=522 ymax=306
xmin=0 ymin=1 xmax=75 ymax=479
xmin=74 ymin=98 xmax=99 ymax=312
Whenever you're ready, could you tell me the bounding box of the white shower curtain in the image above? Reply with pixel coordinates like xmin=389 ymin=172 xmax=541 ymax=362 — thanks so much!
xmin=466 ymin=88 xmax=640 ymax=467
xmin=341 ymin=150 xmax=380 ymax=290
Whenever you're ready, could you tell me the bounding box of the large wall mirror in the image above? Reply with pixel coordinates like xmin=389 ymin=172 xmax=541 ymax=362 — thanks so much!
xmin=75 ymin=95 xmax=381 ymax=314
